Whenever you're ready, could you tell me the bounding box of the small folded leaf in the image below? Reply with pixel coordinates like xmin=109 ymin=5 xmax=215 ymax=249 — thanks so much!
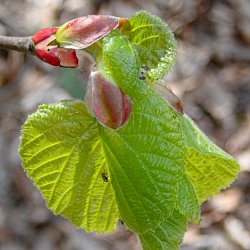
xmin=128 ymin=11 xmax=176 ymax=81
xmin=56 ymin=15 xmax=125 ymax=49
xmin=91 ymin=71 xmax=132 ymax=129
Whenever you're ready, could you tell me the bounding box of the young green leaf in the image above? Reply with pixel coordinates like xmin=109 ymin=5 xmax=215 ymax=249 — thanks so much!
xmin=99 ymin=31 xmax=141 ymax=95
xmin=19 ymin=100 xmax=119 ymax=233
xmin=127 ymin=11 xmax=177 ymax=81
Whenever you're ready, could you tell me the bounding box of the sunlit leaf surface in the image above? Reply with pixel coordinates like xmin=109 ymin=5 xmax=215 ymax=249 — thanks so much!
xmin=20 ymin=10 xmax=240 ymax=250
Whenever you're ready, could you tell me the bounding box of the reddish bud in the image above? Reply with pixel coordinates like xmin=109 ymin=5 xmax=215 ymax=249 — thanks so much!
xmin=32 ymin=28 xmax=78 ymax=67
xmin=117 ymin=18 xmax=131 ymax=34
xmin=56 ymin=15 xmax=127 ymax=49
xmin=155 ymin=80 xmax=184 ymax=114
xmin=32 ymin=27 xmax=58 ymax=45
xmin=91 ymin=71 xmax=132 ymax=129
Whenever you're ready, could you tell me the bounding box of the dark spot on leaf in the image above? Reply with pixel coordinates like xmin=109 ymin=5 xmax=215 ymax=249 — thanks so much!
xmin=101 ymin=171 xmax=108 ymax=182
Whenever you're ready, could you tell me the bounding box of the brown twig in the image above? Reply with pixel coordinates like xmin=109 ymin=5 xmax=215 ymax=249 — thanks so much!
xmin=0 ymin=35 xmax=34 ymax=55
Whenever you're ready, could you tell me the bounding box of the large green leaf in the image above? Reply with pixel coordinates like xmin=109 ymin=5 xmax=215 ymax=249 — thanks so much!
xmin=99 ymin=32 xmax=200 ymax=233
xmin=19 ymin=100 xmax=119 ymax=233
xmin=127 ymin=11 xmax=176 ymax=81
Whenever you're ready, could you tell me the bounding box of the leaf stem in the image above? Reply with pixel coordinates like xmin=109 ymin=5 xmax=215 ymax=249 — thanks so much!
xmin=0 ymin=35 xmax=34 ymax=55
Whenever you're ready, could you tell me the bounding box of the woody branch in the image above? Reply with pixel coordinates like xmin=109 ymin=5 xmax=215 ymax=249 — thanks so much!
xmin=0 ymin=35 xmax=34 ymax=55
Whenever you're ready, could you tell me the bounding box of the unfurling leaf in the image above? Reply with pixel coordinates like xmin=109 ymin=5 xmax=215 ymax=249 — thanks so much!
xmin=127 ymin=11 xmax=176 ymax=81
xmin=56 ymin=15 xmax=127 ymax=49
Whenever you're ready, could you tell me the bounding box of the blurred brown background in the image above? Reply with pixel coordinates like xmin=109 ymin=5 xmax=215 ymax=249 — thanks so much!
xmin=0 ymin=0 xmax=250 ymax=249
